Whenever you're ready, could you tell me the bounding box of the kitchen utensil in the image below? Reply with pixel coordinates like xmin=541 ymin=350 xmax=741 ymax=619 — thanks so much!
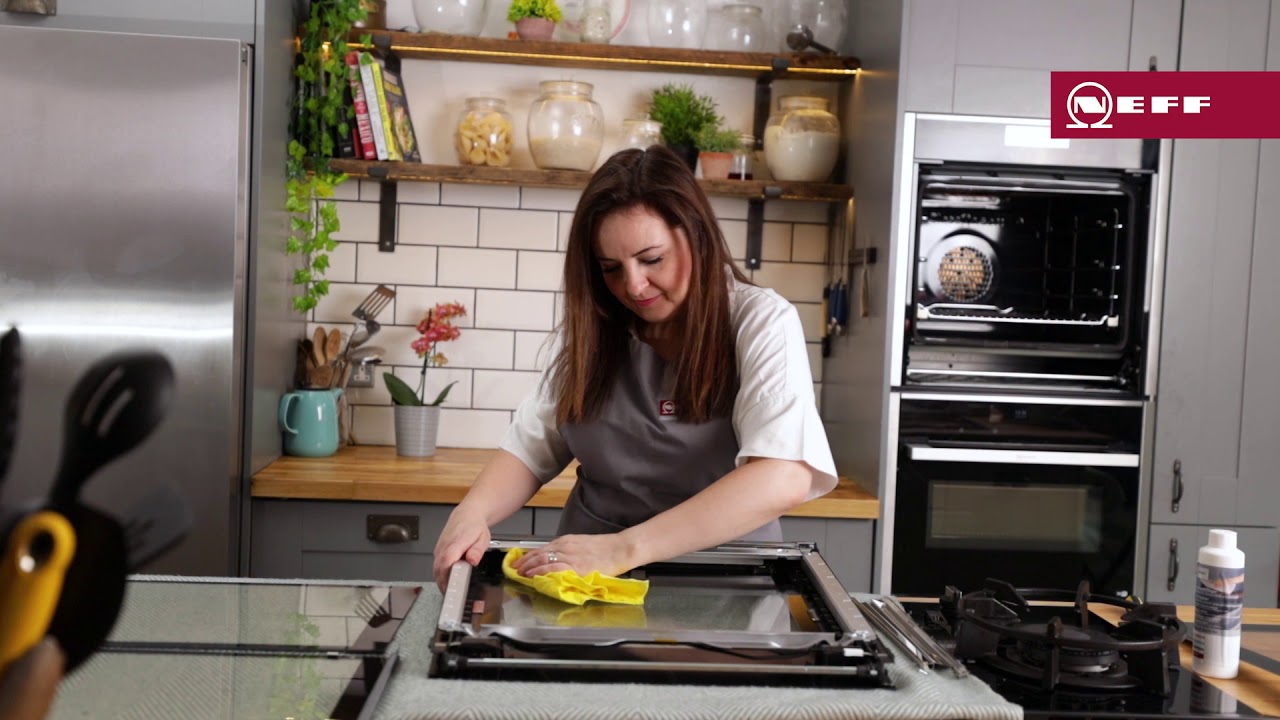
xmin=49 ymin=352 xmax=175 ymax=509
xmin=325 ymin=328 xmax=342 ymax=363
xmin=279 ymin=388 xmax=344 ymax=457
xmin=348 ymin=345 xmax=385 ymax=364
xmin=784 ymin=24 xmax=836 ymax=54
xmin=0 ymin=511 xmax=75 ymax=676
xmin=312 ymin=326 xmax=328 ymax=365
xmin=0 ymin=328 xmax=19 ymax=483
xmin=353 ymin=285 xmax=395 ymax=322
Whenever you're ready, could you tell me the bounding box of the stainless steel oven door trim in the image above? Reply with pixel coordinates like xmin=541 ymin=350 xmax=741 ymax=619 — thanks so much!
xmin=899 ymin=391 xmax=1145 ymax=408
xmin=888 ymin=116 xmax=919 ymax=389
xmin=906 ymin=443 xmax=1140 ymax=468
xmin=912 ymin=113 xmax=1146 ymax=169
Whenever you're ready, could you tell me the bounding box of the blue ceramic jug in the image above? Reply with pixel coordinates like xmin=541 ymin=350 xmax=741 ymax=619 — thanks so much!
xmin=279 ymin=388 xmax=343 ymax=457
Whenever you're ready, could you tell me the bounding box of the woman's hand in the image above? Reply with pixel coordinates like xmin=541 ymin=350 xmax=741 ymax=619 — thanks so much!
xmin=432 ymin=507 xmax=491 ymax=590
xmin=511 ymin=533 xmax=637 ymax=578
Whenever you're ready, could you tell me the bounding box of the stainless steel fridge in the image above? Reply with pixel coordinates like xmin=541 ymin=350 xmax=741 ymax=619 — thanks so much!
xmin=0 ymin=25 xmax=251 ymax=575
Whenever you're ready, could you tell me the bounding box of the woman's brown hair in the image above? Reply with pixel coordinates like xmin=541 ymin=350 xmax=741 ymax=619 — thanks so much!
xmin=551 ymin=145 xmax=750 ymax=425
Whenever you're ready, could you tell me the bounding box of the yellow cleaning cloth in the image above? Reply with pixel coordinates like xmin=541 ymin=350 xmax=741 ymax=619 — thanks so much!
xmin=501 ymin=548 xmax=649 ymax=606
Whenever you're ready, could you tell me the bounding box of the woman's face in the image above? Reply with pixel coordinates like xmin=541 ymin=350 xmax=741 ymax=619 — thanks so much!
xmin=594 ymin=207 xmax=694 ymax=325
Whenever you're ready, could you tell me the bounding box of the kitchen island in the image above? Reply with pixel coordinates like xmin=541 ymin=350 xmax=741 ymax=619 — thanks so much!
xmin=249 ymin=447 xmax=880 ymax=590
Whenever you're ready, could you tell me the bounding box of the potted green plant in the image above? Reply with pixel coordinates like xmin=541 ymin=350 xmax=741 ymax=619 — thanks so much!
xmin=383 ymin=302 xmax=467 ymax=456
xmin=647 ymin=83 xmax=721 ymax=171
xmin=287 ymin=0 xmax=370 ymax=313
xmin=508 ymin=0 xmax=563 ymax=40
xmin=694 ymin=124 xmax=743 ymax=180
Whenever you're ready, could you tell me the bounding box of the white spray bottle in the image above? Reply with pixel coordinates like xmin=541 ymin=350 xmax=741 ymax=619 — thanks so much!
xmin=1192 ymin=529 xmax=1245 ymax=679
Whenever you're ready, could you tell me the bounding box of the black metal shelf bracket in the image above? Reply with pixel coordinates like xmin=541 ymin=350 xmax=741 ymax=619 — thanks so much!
xmin=363 ymin=164 xmax=397 ymax=252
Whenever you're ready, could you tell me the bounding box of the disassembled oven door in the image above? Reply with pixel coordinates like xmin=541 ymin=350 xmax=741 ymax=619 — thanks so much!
xmin=431 ymin=539 xmax=894 ymax=687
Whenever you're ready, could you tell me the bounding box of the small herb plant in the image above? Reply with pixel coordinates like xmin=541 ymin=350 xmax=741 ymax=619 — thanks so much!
xmin=507 ymin=0 xmax=563 ymax=22
xmin=287 ymin=0 xmax=370 ymax=313
xmin=648 ymin=83 xmax=720 ymax=148
xmin=694 ymin=124 xmax=743 ymax=153
xmin=383 ymin=302 xmax=467 ymax=406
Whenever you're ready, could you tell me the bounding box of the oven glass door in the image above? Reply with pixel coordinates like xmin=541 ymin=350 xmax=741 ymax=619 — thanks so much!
xmin=892 ymin=446 xmax=1138 ymax=597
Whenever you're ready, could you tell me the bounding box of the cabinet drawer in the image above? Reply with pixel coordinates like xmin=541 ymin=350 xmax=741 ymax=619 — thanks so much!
xmin=1146 ymin=524 xmax=1278 ymax=608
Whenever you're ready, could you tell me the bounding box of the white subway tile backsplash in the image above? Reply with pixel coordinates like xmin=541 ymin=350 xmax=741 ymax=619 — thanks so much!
xmin=351 ymin=405 xmax=393 ymax=446
xmin=331 ymin=180 xmax=360 ymax=201
xmin=359 ymin=181 xmax=382 ymax=202
xmin=517 ymin=251 xmax=565 ymax=291
xmin=442 ymin=183 xmax=520 ymax=208
xmin=752 ymin=262 xmax=825 ymax=303
xmin=764 ymin=201 xmax=829 ymax=224
xmin=720 ymin=220 xmax=747 ymax=259
xmin=792 ymin=224 xmax=827 ymax=263
xmin=794 ymin=302 xmax=823 ymax=343
xmin=521 ymin=187 xmax=582 ymax=211
xmin=326 ymin=242 xmax=358 ymax=283
xmin=376 ymin=325 xmax=422 ymax=366
xmin=475 ymin=289 xmax=556 ymax=331
xmin=399 ymin=205 xmax=479 ymax=247
xmin=398 ymin=182 xmax=441 ymax=205
xmin=473 ymin=370 xmax=541 ymax=410
xmin=554 ymin=292 xmax=565 ymax=326
xmin=392 ymin=366 xmax=472 ymax=408
xmin=356 ymin=244 xmax=437 ymax=286
xmin=762 ymin=222 xmax=792 ymax=262
xmin=514 ymin=331 xmax=555 ymax=371
xmin=709 ymin=196 xmax=749 ymax=220
xmin=479 ymin=209 xmax=559 ymax=251
xmin=442 ymin=329 xmax=515 ymax=370
xmin=437 ymin=247 xmax=517 ymax=288
xmin=437 ymin=409 xmax=513 ymax=448
xmin=394 ymin=287 xmax=477 ymax=327
xmin=313 ymin=283 xmax=390 ymax=324
xmin=333 ymin=201 xmax=380 ymax=242
xmin=557 ymin=212 xmax=573 ymax=251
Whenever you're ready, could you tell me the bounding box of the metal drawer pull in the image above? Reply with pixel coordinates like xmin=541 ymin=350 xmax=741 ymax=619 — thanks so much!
xmin=367 ymin=514 xmax=419 ymax=544
xmin=1167 ymin=538 xmax=1179 ymax=591
xmin=906 ymin=444 xmax=1140 ymax=468
xmin=1171 ymin=459 xmax=1183 ymax=513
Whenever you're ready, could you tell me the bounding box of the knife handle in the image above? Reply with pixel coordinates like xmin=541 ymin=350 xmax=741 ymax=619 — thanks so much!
xmin=0 ymin=511 xmax=76 ymax=675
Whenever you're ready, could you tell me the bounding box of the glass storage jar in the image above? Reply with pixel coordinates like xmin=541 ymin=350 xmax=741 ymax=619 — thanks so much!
xmin=763 ymin=95 xmax=840 ymax=182
xmin=579 ymin=0 xmax=612 ymax=43
xmin=647 ymin=0 xmax=707 ymax=49
xmin=527 ymin=80 xmax=605 ymax=172
xmin=621 ymin=117 xmax=663 ymax=150
xmin=455 ymin=97 xmax=514 ymax=167
xmin=730 ymin=133 xmax=755 ymax=180
xmin=778 ymin=0 xmax=846 ymax=53
xmin=412 ymin=0 xmax=488 ymax=36
xmin=705 ymin=3 xmax=767 ymax=51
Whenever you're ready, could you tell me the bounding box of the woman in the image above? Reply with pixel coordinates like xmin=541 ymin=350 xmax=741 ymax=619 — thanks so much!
xmin=432 ymin=146 xmax=836 ymax=589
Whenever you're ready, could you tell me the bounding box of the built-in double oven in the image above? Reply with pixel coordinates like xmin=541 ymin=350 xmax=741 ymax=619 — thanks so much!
xmin=883 ymin=114 xmax=1171 ymax=598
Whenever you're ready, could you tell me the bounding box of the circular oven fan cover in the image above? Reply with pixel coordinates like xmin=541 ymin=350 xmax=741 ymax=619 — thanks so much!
xmin=924 ymin=232 xmax=999 ymax=303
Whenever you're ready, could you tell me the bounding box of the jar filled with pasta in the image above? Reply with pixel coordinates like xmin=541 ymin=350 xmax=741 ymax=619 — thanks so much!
xmin=455 ymin=97 xmax=514 ymax=167
xmin=527 ymin=80 xmax=604 ymax=172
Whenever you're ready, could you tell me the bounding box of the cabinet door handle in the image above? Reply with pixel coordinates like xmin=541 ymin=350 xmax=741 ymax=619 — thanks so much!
xmin=1171 ymin=459 xmax=1183 ymax=513
xmin=366 ymin=514 xmax=419 ymax=544
xmin=1166 ymin=538 xmax=1179 ymax=591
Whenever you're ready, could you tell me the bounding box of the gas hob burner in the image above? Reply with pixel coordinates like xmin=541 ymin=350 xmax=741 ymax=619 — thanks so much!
xmin=943 ymin=579 xmax=1185 ymax=694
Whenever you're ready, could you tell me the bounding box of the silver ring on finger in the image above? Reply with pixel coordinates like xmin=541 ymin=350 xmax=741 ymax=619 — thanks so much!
xmin=547 ymin=551 xmax=559 ymax=564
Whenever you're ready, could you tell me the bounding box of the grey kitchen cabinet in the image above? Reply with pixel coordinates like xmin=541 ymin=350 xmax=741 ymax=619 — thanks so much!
xmin=1145 ymin=524 xmax=1279 ymax=608
xmin=0 ymin=0 xmax=255 ymax=41
xmin=533 ymin=508 xmax=873 ymax=592
xmin=900 ymin=0 xmax=1179 ymax=116
xmin=250 ymin=499 xmax=533 ymax=582
xmin=1149 ymin=0 xmax=1279 ymax=530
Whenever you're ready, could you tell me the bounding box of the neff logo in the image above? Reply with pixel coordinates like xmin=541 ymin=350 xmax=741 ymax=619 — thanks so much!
xmin=1066 ymin=80 xmax=1210 ymax=129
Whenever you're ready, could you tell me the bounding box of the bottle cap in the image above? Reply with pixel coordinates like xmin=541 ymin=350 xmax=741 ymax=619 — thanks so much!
xmin=1208 ymin=529 xmax=1237 ymax=549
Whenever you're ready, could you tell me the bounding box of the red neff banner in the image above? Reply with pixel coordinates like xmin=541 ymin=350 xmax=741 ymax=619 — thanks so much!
xmin=1051 ymin=71 xmax=1280 ymax=139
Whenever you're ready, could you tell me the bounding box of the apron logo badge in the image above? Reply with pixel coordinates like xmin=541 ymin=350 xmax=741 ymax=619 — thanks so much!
xmin=659 ymin=400 xmax=676 ymax=416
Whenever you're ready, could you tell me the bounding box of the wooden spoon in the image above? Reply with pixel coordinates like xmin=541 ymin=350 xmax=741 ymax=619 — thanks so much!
xmin=312 ymin=327 xmax=327 ymax=366
xmin=325 ymin=328 xmax=342 ymax=365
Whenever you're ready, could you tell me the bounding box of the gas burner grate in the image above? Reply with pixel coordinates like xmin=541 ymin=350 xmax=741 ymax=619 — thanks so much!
xmin=943 ymin=579 xmax=1185 ymax=694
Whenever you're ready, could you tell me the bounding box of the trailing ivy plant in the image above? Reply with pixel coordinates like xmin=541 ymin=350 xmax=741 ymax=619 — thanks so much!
xmin=287 ymin=0 xmax=370 ymax=312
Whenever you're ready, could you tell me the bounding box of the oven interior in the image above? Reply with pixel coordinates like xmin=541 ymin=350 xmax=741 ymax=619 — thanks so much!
xmin=430 ymin=542 xmax=894 ymax=687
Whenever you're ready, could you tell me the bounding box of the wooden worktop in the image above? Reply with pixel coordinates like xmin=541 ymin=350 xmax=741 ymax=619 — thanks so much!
xmin=250 ymin=446 xmax=880 ymax=520
xmin=1092 ymin=605 xmax=1280 ymax=716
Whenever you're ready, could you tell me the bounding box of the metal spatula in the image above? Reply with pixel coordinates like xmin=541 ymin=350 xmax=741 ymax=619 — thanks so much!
xmin=352 ymin=285 xmax=395 ymax=321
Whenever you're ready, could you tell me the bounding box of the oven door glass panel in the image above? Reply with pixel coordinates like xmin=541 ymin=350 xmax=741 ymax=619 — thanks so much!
xmin=911 ymin=167 xmax=1147 ymax=351
xmin=893 ymin=452 xmax=1138 ymax=597
xmin=899 ymin=398 xmax=1143 ymax=452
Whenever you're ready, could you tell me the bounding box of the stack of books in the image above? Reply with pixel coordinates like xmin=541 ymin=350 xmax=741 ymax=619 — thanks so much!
xmin=342 ymin=50 xmax=420 ymax=162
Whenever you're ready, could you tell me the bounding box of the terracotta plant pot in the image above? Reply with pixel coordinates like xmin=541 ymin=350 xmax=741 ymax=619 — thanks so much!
xmin=699 ymin=151 xmax=734 ymax=180
xmin=515 ymin=17 xmax=556 ymax=40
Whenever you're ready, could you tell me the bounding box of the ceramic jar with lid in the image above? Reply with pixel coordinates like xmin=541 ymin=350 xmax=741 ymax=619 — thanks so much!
xmin=763 ymin=95 xmax=840 ymax=182
xmin=527 ymin=80 xmax=605 ymax=172
xmin=455 ymin=97 xmax=514 ymax=167
xmin=412 ymin=0 xmax=488 ymax=35
xmin=622 ymin=117 xmax=663 ymax=150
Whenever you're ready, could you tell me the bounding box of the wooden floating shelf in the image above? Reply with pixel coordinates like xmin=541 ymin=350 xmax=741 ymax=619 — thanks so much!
xmin=350 ymin=31 xmax=860 ymax=78
xmin=329 ymin=159 xmax=854 ymax=202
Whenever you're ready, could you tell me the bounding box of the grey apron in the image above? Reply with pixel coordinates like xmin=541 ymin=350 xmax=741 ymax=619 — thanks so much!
xmin=557 ymin=336 xmax=782 ymax=542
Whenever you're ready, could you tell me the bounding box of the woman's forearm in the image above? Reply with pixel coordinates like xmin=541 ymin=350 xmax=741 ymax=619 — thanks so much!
xmin=616 ymin=458 xmax=811 ymax=569
xmin=453 ymin=450 xmax=544 ymax=526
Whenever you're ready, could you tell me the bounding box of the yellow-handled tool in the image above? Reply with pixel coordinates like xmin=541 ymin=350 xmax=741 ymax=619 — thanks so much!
xmin=0 ymin=511 xmax=76 ymax=676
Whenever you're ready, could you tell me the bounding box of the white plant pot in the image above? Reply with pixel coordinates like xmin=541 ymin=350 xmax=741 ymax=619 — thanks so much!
xmin=394 ymin=404 xmax=441 ymax=457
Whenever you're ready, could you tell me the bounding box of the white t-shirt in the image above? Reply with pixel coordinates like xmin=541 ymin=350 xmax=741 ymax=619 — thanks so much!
xmin=500 ymin=277 xmax=839 ymax=500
